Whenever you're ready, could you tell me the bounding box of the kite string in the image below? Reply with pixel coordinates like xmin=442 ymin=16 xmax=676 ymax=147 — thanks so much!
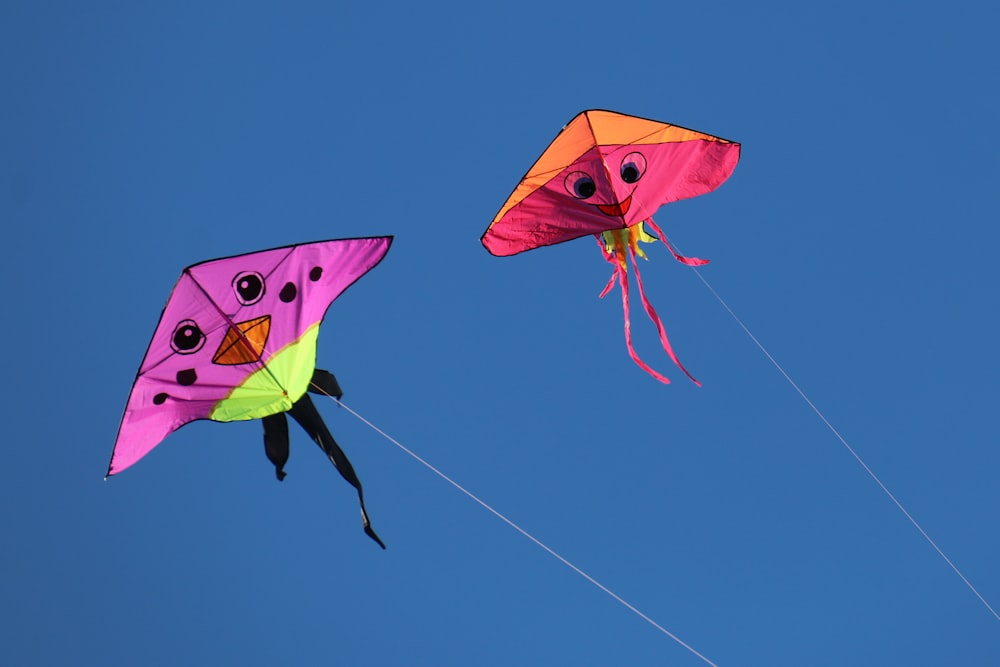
xmin=330 ymin=397 xmax=721 ymax=667
xmin=664 ymin=235 xmax=1000 ymax=623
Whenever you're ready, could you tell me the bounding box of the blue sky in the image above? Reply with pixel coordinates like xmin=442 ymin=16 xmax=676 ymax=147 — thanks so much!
xmin=3 ymin=2 xmax=999 ymax=665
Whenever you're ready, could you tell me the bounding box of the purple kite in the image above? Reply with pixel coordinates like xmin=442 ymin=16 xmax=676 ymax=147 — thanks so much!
xmin=108 ymin=237 xmax=393 ymax=548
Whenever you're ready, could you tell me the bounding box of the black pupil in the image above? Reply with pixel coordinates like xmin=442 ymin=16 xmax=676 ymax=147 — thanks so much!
xmin=237 ymin=275 xmax=262 ymax=301
xmin=622 ymin=164 xmax=640 ymax=183
xmin=576 ymin=180 xmax=596 ymax=198
xmin=174 ymin=325 xmax=202 ymax=351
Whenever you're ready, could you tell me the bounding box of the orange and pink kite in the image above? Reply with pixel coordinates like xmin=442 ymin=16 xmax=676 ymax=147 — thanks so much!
xmin=482 ymin=110 xmax=740 ymax=384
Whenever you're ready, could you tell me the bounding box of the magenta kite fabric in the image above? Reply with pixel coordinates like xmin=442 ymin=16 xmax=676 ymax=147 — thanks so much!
xmin=108 ymin=236 xmax=392 ymax=476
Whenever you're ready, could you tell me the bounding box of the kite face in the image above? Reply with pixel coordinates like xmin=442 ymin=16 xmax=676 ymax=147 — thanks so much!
xmin=481 ymin=110 xmax=740 ymax=384
xmin=482 ymin=110 xmax=740 ymax=256
xmin=109 ymin=237 xmax=392 ymax=476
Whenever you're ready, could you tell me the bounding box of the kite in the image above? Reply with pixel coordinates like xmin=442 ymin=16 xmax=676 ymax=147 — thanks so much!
xmin=482 ymin=109 xmax=740 ymax=384
xmin=108 ymin=237 xmax=393 ymax=548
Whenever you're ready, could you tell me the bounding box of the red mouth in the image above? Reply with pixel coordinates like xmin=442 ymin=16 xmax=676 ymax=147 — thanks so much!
xmin=596 ymin=195 xmax=632 ymax=217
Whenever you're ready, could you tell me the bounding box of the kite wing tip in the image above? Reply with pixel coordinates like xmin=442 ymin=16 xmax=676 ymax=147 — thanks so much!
xmin=480 ymin=234 xmax=511 ymax=257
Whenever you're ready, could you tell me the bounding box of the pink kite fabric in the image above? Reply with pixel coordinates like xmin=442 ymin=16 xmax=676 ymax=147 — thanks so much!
xmin=109 ymin=237 xmax=392 ymax=476
xmin=484 ymin=142 xmax=737 ymax=256
xmin=482 ymin=110 xmax=740 ymax=383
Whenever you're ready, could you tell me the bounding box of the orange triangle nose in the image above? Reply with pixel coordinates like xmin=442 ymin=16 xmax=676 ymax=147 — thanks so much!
xmin=213 ymin=315 xmax=271 ymax=365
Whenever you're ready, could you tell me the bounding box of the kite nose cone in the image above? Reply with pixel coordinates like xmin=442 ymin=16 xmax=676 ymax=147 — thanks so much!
xmin=597 ymin=195 xmax=632 ymax=217
xmin=213 ymin=315 xmax=271 ymax=365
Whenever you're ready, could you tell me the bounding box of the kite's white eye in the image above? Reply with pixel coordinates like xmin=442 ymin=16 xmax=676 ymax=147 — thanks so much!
xmin=233 ymin=271 xmax=265 ymax=306
xmin=171 ymin=319 xmax=205 ymax=354
xmin=620 ymin=152 xmax=646 ymax=184
xmin=565 ymin=171 xmax=596 ymax=199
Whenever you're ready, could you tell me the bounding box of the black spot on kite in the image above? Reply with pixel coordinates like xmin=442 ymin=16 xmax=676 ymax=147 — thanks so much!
xmin=153 ymin=393 xmax=168 ymax=405
xmin=177 ymin=369 xmax=197 ymax=386
xmin=309 ymin=266 xmax=323 ymax=282
xmin=280 ymin=282 xmax=297 ymax=303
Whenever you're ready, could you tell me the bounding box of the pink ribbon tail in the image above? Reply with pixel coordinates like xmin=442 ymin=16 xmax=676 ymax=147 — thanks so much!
xmin=597 ymin=239 xmax=670 ymax=384
xmin=594 ymin=232 xmax=698 ymax=385
xmin=628 ymin=245 xmax=701 ymax=386
xmin=596 ymin=234 xmax=618 ymax=298
xmin=646 ymin=217 xmax=709 ymax=266
xmin=599 ymin=271 xmax=617 ymax=299
xmin=616 ymin=255 xmax=673 ymax=384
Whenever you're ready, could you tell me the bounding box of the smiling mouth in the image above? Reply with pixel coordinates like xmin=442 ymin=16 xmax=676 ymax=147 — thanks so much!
xmin=596 ymin=195 xmax=632 ymax=217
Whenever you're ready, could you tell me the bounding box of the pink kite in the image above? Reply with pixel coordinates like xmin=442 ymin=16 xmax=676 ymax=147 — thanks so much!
xmin=482 ymin=110 xmax=740 ymax=384
xmin=108 ymin=237 xmax=392 ymax=547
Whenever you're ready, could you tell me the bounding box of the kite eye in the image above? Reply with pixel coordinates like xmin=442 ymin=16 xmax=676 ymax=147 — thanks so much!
xmin=565 ymin=171 xmax=596 ymax=199
xmin=233 ymin=271 xmax=265 ymax=306
xmin=620 ymin=152 xmax=646 ymax=184
xmin=171 ymin=320 xmax=206 ymax=354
